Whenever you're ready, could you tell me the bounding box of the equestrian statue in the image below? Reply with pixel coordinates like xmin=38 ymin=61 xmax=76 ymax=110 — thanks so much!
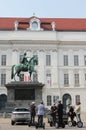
xmin=11 ymin=52 xmax=38 ymax=81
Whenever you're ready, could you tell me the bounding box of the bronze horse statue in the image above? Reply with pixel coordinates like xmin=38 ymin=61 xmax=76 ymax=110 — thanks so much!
xmin=11 ymin=55 xmax=38 ymax=81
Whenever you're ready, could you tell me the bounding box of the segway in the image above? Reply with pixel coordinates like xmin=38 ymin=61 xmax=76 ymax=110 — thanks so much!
xmin=77 ymin=121 xmax=83 ymax=128
xmin=68 ymin=120 xmax=83 ymax=128
xmin=28 ymin=120 xmax=36 ymax=127
xmin=35 ymin=116 xmax=45 ymax=129
xmin=35 ymin=122 xmax=45 ymax=129
xmin=55 ymin=121 xmax=65 ymax=128
xmin=68 ymin=120 xmax=76 ymax=127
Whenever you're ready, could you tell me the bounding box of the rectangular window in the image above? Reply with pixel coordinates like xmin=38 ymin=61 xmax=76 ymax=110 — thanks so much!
xmin=46 ymin=55 xmax=51 ymax=66
xmin=74 ymin=73 xmax=79 ymax=86
xmin=19 ymin=74 xmax=24 ymax=81
xmin=19 ymin=54 xmax=23 ymax=63
xmin=84 ymin=55 xmax=86 ymax=66
xmin=64 ymin=55 xmax=68 ymax=66
xmin=84 ymin=73 xmax=86 ymax=85
xmin=47 ymin=95 xmax=51 ymax=106
xmin=53 ymin=96 xmax=59 ymax=103
xmin=64 ymin=74 xmax=69 ymax=86
xmin=46 ymin=72 xmax=51 ymax=87
xmin=1 ymin=55 xmax=6 ymax=66
xmin=33 ymin=72 xmax=38 ymax=82
xmin=1 ymin=73 xmax=6 ymax=86
xmin=85 ymin=73 xmax=86 ymax=81
xmin=75 ymin=95 xmax=80 ymax=105
xmin=74 ymin=55 xmax=79 ymax=66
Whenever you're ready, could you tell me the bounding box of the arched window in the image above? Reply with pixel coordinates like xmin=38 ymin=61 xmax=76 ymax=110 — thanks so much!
xmin=32 ymin=21 xmax=38 ymax=30
xmin=47 ymin=95 xmax=51 ymax=106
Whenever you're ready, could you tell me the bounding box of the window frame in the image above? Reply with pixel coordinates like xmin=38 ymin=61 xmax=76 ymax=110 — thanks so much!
xmin=74 ymin=55 xmax=79 ymax=66
xmin=1 ymin=55 xmax=6 ymax=66
xmin=1 ymin=73 xmax=6 ymax=86
xmin=46 ymin=54 xmax=51 ymax=66
xmin=74 ymin=73 xmax=79 ymax=86
xmin=64 ymin=55 xmax=68 ymax=66
xmin=47 ymin=95 xmax=52 ymax=106
xmin=64 ymin=73 xmax=69 ymax=86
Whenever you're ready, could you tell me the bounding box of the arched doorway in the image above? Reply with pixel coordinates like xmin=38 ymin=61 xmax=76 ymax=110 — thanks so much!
xmin=0 ymin=94 xmax=7 ymax=109
xmin=62 ymin=93 xmax=71 ymax=111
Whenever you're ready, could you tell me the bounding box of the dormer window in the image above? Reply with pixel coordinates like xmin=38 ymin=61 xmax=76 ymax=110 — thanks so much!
xmin=32 ymin=21 xmax=38 ymax=30
xmin=27 ymin=17 xmax=43 ymax=31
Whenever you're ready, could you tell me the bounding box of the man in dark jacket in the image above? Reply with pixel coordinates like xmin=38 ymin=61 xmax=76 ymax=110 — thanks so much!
xmin=57 ymin=100 xmax=63 ymax=127
xmin=51 ymin=103 xmax=57 ymax=124
xmin=30 ymin=102 xmax=36 ymax=124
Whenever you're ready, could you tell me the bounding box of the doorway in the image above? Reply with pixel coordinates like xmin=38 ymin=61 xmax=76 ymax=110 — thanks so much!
xmin=62 ymin=93 xmax=71 ymax=111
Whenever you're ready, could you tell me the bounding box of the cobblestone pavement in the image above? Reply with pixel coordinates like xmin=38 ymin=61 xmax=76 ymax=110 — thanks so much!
xmin=0 ymin=118 xmax=86 ymax=130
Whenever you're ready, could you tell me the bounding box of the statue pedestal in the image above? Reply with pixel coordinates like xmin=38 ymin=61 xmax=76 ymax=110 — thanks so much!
xmin=5 ymin=81 xmax=44 ymax=108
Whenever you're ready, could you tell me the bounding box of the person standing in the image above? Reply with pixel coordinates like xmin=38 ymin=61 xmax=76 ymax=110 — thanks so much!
xmin=50 ymin=103 xmax=57 ymax=124
xmin=75 ymin=102 xmax=81 ymax=122
xmin=37 ymin=101 xmax=45 ymax=126
xmin=57 ymin=100 xmax=63 ymax=127
xmin=68 ymin=106 xmax=76 ymax=121
xmin=30 ymin=102 xmax=36 ymax=124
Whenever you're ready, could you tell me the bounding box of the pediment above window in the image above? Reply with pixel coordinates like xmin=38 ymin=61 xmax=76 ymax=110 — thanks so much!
xmin=27 ymin=17 xmax=43 ymax=31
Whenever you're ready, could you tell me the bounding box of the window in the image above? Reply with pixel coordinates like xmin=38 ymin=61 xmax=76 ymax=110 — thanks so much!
xmin=32 ymin=21 xmax=38 ymax=30
xmin=85 ymin=73 xmax=86 ymax=81
xmin=74 ymin=55 xmax=79 ymax=66
xmin=46 ymin=70 xmax=51 ymax=87
xmin=46 ymin=55 xmax=51 ymax=66
xmin=33 ymin=72 xmax=38 ymax=82
xmin=64 ymin=55 xmax=68 ymax=66
xmin=24 ymin=73 xmax=30 ymax=82
xmin=1 ymin=55 xmax=6 ymax=66
xmin=19 ymin=74 xmax=24 ymax=81
xmin=74 ymin=73 xmax=79 ymax=86
xmin=53 ymin=96 xmax=59 ymax=103
xmin=1 ymin=73 xmax=6 ymax=86
xmin=64 ymin=74 xmax=69 ymax=86
xmin=84 ymin=55 xmax=86 ymax=66
xmin=84 ymin=73 xmax=86 ymax=85
xmin=47 ymin=95 xmax=51 ymax=106
xmin=19 ymin=54 xmax=23 ymax=63
xmin=29 ymin=18 xmax=43 ymax=31
xmin=75 ymin=95 xmax=80 ymax=105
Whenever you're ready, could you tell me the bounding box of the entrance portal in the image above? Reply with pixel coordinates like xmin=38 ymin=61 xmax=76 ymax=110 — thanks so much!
xmin=0 ymin=94 xmax=7 ymax=109
xmin=62 ymin=93 xmax=71 ymax=111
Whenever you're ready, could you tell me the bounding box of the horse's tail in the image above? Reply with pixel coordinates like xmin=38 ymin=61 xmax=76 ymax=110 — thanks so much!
xmin=11 ymin=65 xmax=15 ymax=79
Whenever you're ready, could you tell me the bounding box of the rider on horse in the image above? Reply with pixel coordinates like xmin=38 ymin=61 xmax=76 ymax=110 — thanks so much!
xmin=21 ymin=52 xmax=29 ymax=68
xmin=16 ymin=52 xmax=29 ymax=76
xmin=11 ymin=53 xmax=38 ymax=80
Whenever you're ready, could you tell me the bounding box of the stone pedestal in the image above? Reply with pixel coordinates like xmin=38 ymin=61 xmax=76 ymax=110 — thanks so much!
xmin=5 ymin=81 xmax=44 ymax=108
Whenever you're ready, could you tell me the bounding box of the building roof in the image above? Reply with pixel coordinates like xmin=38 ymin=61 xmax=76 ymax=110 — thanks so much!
xmin=0 ymin=16 xmax=86 ymax=31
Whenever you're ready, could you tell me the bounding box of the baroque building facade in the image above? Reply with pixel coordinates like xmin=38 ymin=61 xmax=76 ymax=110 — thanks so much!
xmin=0 ymin=16 xmax=86 ymax=111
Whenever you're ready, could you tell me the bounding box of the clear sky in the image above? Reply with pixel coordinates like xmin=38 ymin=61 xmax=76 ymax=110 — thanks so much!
xmin=0 ymin=0 xmax=86 ymax=18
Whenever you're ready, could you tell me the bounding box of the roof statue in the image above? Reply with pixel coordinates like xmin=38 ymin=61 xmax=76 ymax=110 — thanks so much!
xmin=11 ymin=52 xmax=38 ymax=81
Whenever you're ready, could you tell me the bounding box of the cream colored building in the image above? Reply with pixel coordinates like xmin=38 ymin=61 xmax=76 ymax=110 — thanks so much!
xmin=0 ymin=16 xmax=86 ymax=111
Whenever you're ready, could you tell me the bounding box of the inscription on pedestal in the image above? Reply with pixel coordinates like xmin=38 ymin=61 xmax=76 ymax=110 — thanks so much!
xmin=5 ymin=81 xmax=44 ymax=107
xmin=15 ymin=89 xmax=35 ymax=100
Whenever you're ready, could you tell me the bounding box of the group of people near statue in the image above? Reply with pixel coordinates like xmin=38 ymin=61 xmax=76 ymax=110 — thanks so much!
xmin=50 ymin=100 xmax=64 ymax=127
xmin=50 ymin=100 xmax=81 ymax=127
xmin=67 ymin=101 xmax=81 ymax=122
xmin=29 ymin=99 xmax=81 ymax=127
xmin=30 ymin=101 xmax=45 ymax=127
